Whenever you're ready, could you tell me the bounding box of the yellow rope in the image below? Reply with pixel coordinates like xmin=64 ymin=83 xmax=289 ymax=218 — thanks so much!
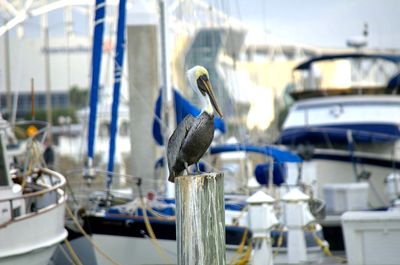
xmin=65 ymin=205 xmax=122 ymax=265
xmin=273 ymin=226 xmax=285 ymax=257
xmin=228 ymin=228 xmax=248 ymax=264
xmin=147 ymin=207 xmax=176 ymax=221
xmin=227 ymin=205 xmax=253 ymax=265
xmin=63 ymin=239 xmax=84 ymax=265
xmin=138 ymin=196 xmax=174 ymax=264
xmin=229 ymin=228 xmax=252 ymax=265
xmin=232 ymin=205 xmax=248 ymax=226
xmin=307 ymin=224 xmax=347 ymax=263
xmin=232 ymin=239 xmax=253 ymax=265
xmin=236 ymin=228 xmax=248 ymax=254
xmin=57 ymin=242 xmax=76 ymax=265
xmin=19 ymin=140 xmax=42 ymax=190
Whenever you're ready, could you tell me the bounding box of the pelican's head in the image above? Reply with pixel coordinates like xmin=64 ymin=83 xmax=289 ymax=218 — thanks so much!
xmin=186 ymin=66 xmax=223 ymax=118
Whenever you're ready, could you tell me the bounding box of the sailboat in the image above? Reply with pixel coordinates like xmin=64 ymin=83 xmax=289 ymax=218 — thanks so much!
xmin=0 ymin=118 xmax=67 ymax=265
xmin=60 ymin=1 xmax=332 ymax=264
xmin=63 ymin=1 xmax=250 ymax=263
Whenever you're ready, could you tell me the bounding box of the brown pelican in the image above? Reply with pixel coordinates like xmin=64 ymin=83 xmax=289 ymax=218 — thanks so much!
xmin=167 ymin=66 xmax=223 ymax=183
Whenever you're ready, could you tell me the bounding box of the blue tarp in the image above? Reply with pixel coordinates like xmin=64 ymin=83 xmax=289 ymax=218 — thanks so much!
xmin=254 ymin=163 xmax=286 ymax=186
xmin=210 ymin=144 xmax=300 ymax=186
xmin=295 ymin=53 xmax=400 ymax=71
xmin=277 ymin=124 xmax=400 ymax=145
xmin=152 ymin=89 xmax=225 ymax=146
xmin=387 ymin=73 xmax=400 ymax=90
xmin=209 ymin=144 xmax=302 ymax=163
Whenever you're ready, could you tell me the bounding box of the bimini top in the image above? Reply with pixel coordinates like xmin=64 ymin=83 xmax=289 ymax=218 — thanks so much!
xmin=210 ymin=144 xmax=302 ymax=163
xmin=294 ymin=53 xmax=400 ymax=71
xmin=210 ymin=144 xmax=302 ymax=187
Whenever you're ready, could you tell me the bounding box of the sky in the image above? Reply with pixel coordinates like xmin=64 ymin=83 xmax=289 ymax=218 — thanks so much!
xmin=208 ymin=0 xmax=400 ymax=49
xmin=3 ymin=0 xmax=399 ymax=50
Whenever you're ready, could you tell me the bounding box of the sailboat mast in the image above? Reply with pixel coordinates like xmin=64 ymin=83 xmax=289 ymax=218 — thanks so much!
xmin=107 ymin=0 xmax=127 ymax=188
xmin=159 ymin=0 xmax=175 ymax=198
xmin=42 ymin=10 xmax=52 ymax=140
xmin=3 ymin=28 xmax=12 ymax=118
xmin=87 ymin=0 xmax=106 ymax=170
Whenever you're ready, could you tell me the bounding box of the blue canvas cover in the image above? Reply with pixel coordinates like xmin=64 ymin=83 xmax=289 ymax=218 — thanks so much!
xmin=254 ymin=163 xmax=286 ymax=186
xmin=277 ymin=124 xmax=400 ymax=145
xmin=210 ymin=144 xmax=302 ymax=163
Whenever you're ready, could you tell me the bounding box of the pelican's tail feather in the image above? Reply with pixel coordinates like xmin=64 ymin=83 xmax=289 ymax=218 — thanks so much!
xmin=168 ymin=172 xmax=175 ymax=183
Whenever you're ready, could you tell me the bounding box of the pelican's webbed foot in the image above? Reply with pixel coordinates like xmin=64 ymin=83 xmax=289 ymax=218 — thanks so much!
xmin=184 ymin=162 xmax=189 ymax=175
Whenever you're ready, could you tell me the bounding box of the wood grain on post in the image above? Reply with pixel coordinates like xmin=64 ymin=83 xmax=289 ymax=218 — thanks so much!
xmin=175 ymin=172 xmax=225 ymax=265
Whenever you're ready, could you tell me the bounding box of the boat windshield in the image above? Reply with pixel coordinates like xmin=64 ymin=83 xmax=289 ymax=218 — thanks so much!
xmin=290 ymin=53 xmax=400 ymax=100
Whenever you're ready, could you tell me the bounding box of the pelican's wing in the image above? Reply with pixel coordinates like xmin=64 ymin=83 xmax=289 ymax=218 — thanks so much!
xmin=167 ymin=114 xmax=195 ymax=180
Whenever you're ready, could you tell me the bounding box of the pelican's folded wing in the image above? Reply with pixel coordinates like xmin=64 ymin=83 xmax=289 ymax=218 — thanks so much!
xmin=167 ymin=114 xmax=195 ymax=182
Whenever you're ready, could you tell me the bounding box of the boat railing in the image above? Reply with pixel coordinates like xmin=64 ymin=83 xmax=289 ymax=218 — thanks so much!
xmin=0 ymin=168 xmax=66 ymax=227
xmin=280 ymin=126 xmax=400 ymax=142
xmin=64 ymin=168 xmax=144 ymax=209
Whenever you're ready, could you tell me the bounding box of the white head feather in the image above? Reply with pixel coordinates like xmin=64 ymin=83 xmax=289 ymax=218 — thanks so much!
xmin=186 ymin=66 xmax=213 ymax=114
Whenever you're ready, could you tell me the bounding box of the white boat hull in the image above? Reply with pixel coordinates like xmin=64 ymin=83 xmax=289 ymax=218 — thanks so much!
xmin=0 ymin=245 xmax=58 ymax=265
xmin=0 ymin=193 xmax=67 ymax=265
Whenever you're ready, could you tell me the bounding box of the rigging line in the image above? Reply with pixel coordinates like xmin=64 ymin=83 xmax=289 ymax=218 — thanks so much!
xmin=219 ymin=65 xmax=246 ymax=144
xmin=65 ymin=205 xmax=122 ymax=265
xmin=212 ymin=0 xmax=218 ymax=26
xmin=262 ymin=0 xmax=267 ymax=32
xmin=230 ymin=75 xmax=247 ymax=143
xmin=10 ymin=34 xmax=24 ymax=124
xmin=212 ymin=4 xmax=242 ymax=131
xmin=213 ymin=0 xmax=221 ymax=26
xmin=102 ymin=5 xmax=117 ymax=94
xmin=56 ymin=243 xmax=76 ymax=265
xmin=63 ymin=239 xmax=84 ymax=265
xmin=111 ymin=54 xmax=168 ymax=129
xmin=74 ymin=5 xmax=93 ymax=161
xmin=208 ymin=1 xmax=215 ymax=28
xmin=223 ymin=0 xmax=231 ymax=25
xmin=136 ymin=184 xmax=175 ymax=264
xmin=222 ymin=0 xmax=230 ymax=26
xmin=75 ymin=111 xmax=89 ymax=161
xmin=234 ymin=0 xmax=241 ymax=23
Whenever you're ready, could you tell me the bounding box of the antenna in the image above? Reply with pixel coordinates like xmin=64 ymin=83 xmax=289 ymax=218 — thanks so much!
xmin=363 ymin=22 xmax=369 ymax=38
xmin=346 ymin=22 xmax=368 ymax=49
xmin=31 ymin=78 xmax=35 ymax=120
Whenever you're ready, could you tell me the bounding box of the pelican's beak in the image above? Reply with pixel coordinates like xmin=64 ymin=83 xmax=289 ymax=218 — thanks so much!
xmin=199 ymin=76 xmax=223 ymax=118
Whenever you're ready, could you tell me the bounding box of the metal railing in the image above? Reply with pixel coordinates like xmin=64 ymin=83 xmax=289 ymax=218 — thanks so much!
xmin=0 ymin=168 xmax=66 ymax=227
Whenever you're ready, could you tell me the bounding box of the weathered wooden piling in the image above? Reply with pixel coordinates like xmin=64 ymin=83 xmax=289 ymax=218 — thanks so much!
xmin=175 ymin=172 xmax=225 ymax=265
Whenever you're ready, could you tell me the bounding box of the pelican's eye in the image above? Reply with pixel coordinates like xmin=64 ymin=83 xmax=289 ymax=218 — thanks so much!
xmin=197 ymin=74 xmax=209 ymax=96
